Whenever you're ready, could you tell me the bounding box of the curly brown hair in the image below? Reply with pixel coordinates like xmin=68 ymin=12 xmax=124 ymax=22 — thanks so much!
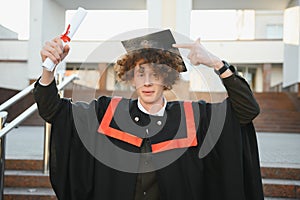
xmin=114 ymin=48 xmax=185 ymax=90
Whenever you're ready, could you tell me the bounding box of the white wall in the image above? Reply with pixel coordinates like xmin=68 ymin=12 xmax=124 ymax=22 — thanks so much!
xmin=0 ymin=63 xmax=29 ymax=90
xmin=282 ymin=6 xmax=300 ymax=87
xmin=255 ymin=67 xmax=263 ymax=92
xmin=0 ymin=25 xmax=18 ymax=39
xmin=0 ymin=41 xmax=27 ymax=60
xmin=283 ymin=44 xmax=299 ymax=87
xmin=0 ymin=40 xmax=28 ymax=90
xmin=0 ymin=39 xmax=284 ymax=90
xmin=255 ymin=10 xmax=283 ymax=39
xmin=202 ymin=40 xmax=283 ymax=63
xmin=28 ymin=0 xmax=66 ymax=81
xmin=66 ymin=40 xmax=284 ymax=64
xmin=271 ymin=65 xmax=283 ymax=87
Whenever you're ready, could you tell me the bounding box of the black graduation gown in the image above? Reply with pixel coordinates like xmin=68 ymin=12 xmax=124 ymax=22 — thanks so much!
xmin=33 ymin=75 xmax=264 ymax=200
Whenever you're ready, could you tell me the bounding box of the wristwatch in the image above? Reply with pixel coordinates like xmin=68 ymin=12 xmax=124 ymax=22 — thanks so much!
xmin=214 ymin=60 xmax=232 ymax=75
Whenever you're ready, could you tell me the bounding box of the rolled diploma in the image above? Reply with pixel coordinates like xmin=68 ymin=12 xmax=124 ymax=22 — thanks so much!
xmin=42 ymin=7 xmax=88 ymax=71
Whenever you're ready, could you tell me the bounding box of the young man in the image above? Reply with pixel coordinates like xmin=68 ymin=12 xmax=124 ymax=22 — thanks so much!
xmin=34 ymin=33 xmax=264 ymax=200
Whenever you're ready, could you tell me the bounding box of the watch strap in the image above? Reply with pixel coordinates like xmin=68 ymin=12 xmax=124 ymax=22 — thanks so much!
xmin=214 ymin=60 xmax=230 ymax=75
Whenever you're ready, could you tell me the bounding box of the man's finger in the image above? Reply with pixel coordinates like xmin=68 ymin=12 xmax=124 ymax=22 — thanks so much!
xmin=172 ymin=43 xmax=193 ymax=49
xmin=53 ymin=37 xmax=63 ymax=46
xmin=63 ymin=44 xmax=70 ymax=53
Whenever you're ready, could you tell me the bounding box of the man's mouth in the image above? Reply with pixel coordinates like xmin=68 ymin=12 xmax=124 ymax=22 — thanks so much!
xmin=142 ymin=91 xmax=154 ymax=95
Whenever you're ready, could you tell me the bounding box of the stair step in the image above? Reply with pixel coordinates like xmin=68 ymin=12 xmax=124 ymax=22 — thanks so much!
xmin=4 ymin=180 xmax=300 ymax=200
xmin=5 ymin=159 xmax=43 ymax=171
xmin=4 ymin=170 xmax=51 ymax=188
xmin=3 ymin=161 xmax=300 ymax=199
xmin=255 ymin=126 xmax=300 ymax=130
xmin=255 ymin=125 xmax=300 ymax=129
xmin=254 ymin=125 xmax=300 ymax=133
xmin=256 ymin=113 xmax=300 ymax=118
xmin=3 ymin=187 xmax=56 ymax=200
xmin=265 ymin=198 xmax=300 ymax=200
xmin=254 ymin=119 xmax=300 ymax=124
xmin=252 ymin=91 xmax=300 ymax=134
xmin=261 ymin=166 xmax=300 ymax=180
xmin=263 ymin=178 xmax=300 ymax=199
xmin=255 ymin=129 xmax=300 ymax=133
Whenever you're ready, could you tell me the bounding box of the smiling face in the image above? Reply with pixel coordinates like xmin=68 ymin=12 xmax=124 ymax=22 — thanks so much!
xmin=132 ymin=62 xmax=165 ymax=113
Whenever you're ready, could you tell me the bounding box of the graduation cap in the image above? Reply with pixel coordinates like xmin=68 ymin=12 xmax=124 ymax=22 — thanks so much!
xmin=120 ymin=29 xmax=187 ymax=72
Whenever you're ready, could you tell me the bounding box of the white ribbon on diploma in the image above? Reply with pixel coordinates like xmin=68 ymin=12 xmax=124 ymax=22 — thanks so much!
xmin=42 ymin=7 xmax=88 ymax=71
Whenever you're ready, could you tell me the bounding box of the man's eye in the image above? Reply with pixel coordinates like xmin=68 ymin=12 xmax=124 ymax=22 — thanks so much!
xmin=152 ymin=73 xmax=159 ymax=79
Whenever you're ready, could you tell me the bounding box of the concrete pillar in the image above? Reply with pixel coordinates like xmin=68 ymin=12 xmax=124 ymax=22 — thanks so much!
xmin=147 ymin=0 xmax=192 ymax=37
xmin=255 ymin=67 xmax=263 ymax=92
xmin=175 ymin=0 xmax=192 ymax=37
xmin=283 ymin=1 xmax=300 ymax=90
xmin=298 ymin=83 xmax=300 ymax=97
xmin=28 ymin=0 xmax=66 ymax=82
xmin=98 ymin=63 xmax=108 ymax=90
xmin=263 ymin=63 xmax=272 ymax=92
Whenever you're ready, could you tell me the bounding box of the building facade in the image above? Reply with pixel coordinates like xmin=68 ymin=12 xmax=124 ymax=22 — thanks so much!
xmin=0 ymin=0 xmax=299 ymax=95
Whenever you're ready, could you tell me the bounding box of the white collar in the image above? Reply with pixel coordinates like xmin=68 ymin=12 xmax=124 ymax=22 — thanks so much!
xmin=137 ymin=97 xmax=167 ymax=116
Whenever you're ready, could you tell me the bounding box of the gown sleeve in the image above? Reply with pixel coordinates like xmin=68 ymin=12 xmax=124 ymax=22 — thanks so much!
xmin=222 ymin=73 xmax=260 ymax=124
xmin=33 ymin=79 xmax=109 ymax=200
xmin=194 ymin=73 xmax=264 ymax=199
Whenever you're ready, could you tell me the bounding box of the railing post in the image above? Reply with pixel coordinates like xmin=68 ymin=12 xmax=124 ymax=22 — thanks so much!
xmin=43 ymin=73 xmax=65 ymax=174
xmin=43 ymin=122 xmax=51 ymax=174
xmin=57 ymin=71 xmax=65 ymax=97
xmin=0 ymin=111 xmax=8 ymax=200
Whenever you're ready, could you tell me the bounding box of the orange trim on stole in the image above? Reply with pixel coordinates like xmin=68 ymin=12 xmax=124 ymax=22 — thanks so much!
xmin=98 ymin=98 xmax=198 ymax=153
xmin=151 ymin=101 xmax=198 ymax=153
xmin=97 ymin=97 xmax=143 ymax=147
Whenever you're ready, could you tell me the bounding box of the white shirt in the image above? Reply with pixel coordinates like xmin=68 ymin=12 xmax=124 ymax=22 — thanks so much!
xmin=137 ymin=97 xmax=167 ymax=117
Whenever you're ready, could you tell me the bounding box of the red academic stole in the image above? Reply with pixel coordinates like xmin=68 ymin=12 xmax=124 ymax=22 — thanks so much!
xmin=98 ymin=97 xmax=198 ymax=153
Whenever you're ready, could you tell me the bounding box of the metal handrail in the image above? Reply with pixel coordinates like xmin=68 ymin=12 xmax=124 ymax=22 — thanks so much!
xmin=0 ymin=74 xmax=78 ymax=138
xmin=0 ymin=104 xmax=37 ymax=138
xmin=0 ymin=111 xmax=8 ymax=200
xmin=0 ymin=73 xmax=77 ymax=199
xmin=0 ymin=83 xmax=35 ymax=112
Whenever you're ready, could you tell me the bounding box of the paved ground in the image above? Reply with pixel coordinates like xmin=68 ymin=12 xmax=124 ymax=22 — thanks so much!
xmin=6 ymin=126 xmax=44 ymax=160
xmin=4 ymin=126 xmax=300 ymax=168
xmin=258 ymin=132 xmax=300 ymax=168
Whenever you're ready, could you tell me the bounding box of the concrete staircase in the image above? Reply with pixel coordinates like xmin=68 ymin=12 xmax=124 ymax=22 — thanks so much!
xmin=262 ymin=164 xmax=300 ymax=199
xmin=253 ymin=92 xmax=300 ymax=133
xmin=3 ymin=159 xmax=56 ymax=200
xmin=2 ymin=159 xmax=300 ymax=199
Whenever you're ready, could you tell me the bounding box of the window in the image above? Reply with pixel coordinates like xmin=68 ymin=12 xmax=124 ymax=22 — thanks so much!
xmin=266 ymin=24 xmax=283 ymax=39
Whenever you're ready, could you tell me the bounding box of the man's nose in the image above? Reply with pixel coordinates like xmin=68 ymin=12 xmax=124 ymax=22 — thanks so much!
xmin=144 ymin=74 xmax=153 ymax=86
